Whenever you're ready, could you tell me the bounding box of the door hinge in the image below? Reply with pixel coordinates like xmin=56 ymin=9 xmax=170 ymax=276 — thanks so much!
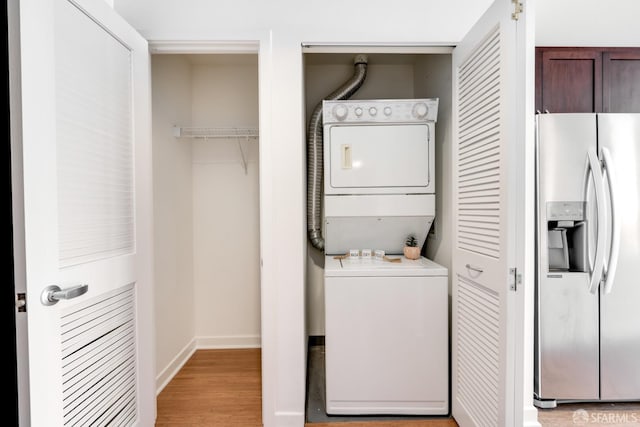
xmin=509 ymin=268 xmax=522 ymax=291
xmin=512 ymin=0 xmax=523 ymax=20
xmin=16 ymin=293 xmax=26 ymax=312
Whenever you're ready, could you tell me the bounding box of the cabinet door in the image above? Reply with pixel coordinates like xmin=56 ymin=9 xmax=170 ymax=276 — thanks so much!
xmin=603 ymin=50 xmax=640 ymax=113
xmin=537 ymin=48 xmax=602 ymax=113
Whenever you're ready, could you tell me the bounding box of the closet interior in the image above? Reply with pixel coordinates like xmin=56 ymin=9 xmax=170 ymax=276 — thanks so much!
xmin=151 ymin=53 xmax=261 ymax=388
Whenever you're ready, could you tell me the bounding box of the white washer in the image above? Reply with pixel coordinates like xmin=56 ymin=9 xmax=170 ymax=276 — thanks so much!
xmin=324 ymin=255 xmax=449 ymax=415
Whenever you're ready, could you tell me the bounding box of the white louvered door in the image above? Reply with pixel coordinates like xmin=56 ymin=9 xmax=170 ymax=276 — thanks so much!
xmin=451 ymin=0 xmax=526 ymax=426
xmin=18 ymin=0 xmax=154 ymax=425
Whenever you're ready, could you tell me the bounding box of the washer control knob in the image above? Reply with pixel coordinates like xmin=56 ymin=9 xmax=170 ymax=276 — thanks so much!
xmin=369 ymin=107 xmax=378 ymax=116
xmin=413 ymin=102 xmax=429 ymax=119
xmin=383 ymin=106 xmax=392 ymax=116
xmin=334 ymin=104 xmax=348 ymax=121
xmin=354 ymin=107 xmax=363 ymax=117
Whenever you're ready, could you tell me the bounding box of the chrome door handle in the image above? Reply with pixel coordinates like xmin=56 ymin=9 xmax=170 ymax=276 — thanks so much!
xmin=586 ymin=149 xmax=607 ymax=294
xmin=601 ymin=147 xmax=620 ymax=295
xmin=465 ymin=264 xmax=484 ymax=273
xmin=41 ymin=284 xmax=89 ymax=306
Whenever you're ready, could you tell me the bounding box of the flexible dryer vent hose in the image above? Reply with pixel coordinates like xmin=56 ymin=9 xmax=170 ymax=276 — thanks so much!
xmin=307 ymin=54 xmax=369 ymax=251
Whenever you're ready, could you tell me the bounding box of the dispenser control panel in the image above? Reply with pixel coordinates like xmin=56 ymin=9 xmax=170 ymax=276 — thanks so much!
xmin=546 ymin=201 xmax=585 ymax=221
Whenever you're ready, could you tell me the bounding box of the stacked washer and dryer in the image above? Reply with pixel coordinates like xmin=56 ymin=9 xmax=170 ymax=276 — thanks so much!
xmin=319 ymin=96 xmax=450 ymax=416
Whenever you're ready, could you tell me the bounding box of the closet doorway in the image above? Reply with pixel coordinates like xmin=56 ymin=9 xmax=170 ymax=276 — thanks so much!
xmin=150 ymin=48 xmax=261 ymax=394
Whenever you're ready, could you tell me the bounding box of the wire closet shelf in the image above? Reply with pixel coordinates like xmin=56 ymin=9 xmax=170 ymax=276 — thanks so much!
xmin=173 ymin=126 xmax=258 ymax=174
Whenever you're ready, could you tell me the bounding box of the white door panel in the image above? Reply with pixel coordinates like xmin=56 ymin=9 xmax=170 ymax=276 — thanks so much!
xmin=18 ymin=0 xmax=153 ymax=424
xmin=452 ymin=0 xmax=525 ymax=425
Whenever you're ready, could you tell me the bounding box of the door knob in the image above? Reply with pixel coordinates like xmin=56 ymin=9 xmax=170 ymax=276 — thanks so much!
xmin=40 ymin=284 xmax=89 ymax=306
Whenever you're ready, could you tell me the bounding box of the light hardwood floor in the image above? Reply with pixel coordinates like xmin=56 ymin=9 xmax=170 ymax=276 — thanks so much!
xmin=156 ymin=349 xmax=262 ymax=426
xmin=156 ymin=349 xmax=640 ymax=426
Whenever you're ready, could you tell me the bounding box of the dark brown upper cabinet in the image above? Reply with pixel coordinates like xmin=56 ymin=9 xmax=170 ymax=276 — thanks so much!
xmin=603 ymin=51 xmax=640 ymax=113
xmin=536 ymin=47 xmax=640 ymax=113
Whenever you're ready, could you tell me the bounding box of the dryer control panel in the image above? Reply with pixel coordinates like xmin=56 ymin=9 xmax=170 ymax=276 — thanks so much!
xmin=323 ymin=98 xmax=438 ymax=124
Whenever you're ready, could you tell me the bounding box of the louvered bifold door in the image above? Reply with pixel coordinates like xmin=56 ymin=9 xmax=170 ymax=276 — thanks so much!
xmin=451 ymin=0 xmax=521 ymax=426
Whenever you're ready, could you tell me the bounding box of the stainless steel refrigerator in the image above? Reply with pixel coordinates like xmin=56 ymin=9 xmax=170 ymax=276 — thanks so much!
xmin=534 ymin=113 xmax=640 ymax=408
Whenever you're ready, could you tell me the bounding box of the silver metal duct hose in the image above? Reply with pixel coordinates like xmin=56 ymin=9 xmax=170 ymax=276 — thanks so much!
xmin=307 ymin=54 xmax=369 ymax=251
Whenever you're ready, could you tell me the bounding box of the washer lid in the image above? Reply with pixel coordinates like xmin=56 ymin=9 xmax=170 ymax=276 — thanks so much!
xmin=324 ymin=255 xmax=448 ymax=277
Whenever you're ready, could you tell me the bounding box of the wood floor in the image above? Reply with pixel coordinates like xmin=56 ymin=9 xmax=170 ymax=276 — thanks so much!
xmin=156 ymin=349 xmax=262 ymax=426
xmin=156 ymin=349 xmax=640 ymax=426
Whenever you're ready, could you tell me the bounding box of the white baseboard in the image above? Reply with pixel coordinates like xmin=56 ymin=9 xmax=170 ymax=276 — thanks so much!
xmin=156 ymin=335 xmax=261 ymax=395
xmin=196 ymin=334 xmax=261 ymax=349
xmin=523 ymin=404 xmax=542 ymax=427
xmin=273 ymin=411 xmax=305 ymax=427
xmin=155 ymin=339 xmax=197 ymax=395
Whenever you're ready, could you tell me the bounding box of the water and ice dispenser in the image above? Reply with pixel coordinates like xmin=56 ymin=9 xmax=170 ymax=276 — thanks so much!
xmin=545 ymin=201 xmax=588 ymax=272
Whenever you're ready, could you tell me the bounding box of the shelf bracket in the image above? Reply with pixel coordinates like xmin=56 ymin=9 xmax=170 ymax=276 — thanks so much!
xmin=238 ymin=136 xmax=248 ymax=175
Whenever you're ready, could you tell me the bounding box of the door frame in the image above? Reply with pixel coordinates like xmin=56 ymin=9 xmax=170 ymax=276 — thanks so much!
xmin=147 ymin=38 xmax=274 ymax=427
xmin=515 ymin=2 xmax=540 ymax=424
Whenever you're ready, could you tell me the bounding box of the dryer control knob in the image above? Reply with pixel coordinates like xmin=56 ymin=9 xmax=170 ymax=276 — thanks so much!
xmin=334 ymin=104 xmax=348 ymax=121
xmin=413 ymin=102 xmax=429 ymax=119
xmin=384 ymin=106 xmax=392 ymax=116
xmin=369 ymin=107 xmax=378 ymax=116
xmin=354 ymin=107 xmax=363 ymax=117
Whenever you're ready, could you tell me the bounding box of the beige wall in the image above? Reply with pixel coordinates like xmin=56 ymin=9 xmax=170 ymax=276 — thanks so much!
xmin=151 ymin=55 xmax=195 ymax=388
xmin=190 ymin=57 xmax=261 ymax=346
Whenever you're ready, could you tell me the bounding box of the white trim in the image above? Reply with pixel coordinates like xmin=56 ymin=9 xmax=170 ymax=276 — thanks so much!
xmin=516 ymin=1 xmax=540 ymax=426
xmin=274 ymin=411 xmax=306 ymax=427
xmin=155 ymin=335 xmax=261 ymax=396
xmin=258 ymin=31 xmax=275 ymax=427
xmin=523 ymin=406 xmax=542 ymax=427
xmin=155 ymin=340 xmax=197 ymax=395
xmin=148 ymin=40 xmax=259 ymax=54
xmin=196 ymin=335 xmax=262 ymax=349
xmin=301 ymin=43 xmax=454 ymax=54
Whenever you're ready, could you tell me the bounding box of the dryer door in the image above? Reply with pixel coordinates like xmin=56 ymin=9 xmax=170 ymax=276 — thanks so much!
xmin=325 ymin=123 xmax=433 ymax=194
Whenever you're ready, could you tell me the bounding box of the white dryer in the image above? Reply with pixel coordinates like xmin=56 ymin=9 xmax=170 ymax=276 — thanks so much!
xmin=322 ymin=98 xmax=438 ymax=255
xmin=324 ymin=255 xmax=449 ymax=415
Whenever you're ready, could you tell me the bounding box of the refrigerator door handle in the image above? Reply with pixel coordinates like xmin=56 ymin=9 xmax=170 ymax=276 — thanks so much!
xmin=587 ymin=149 xmax=607 ymax=294
xmin=601 ymin=147 xmax=620 ymax=294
